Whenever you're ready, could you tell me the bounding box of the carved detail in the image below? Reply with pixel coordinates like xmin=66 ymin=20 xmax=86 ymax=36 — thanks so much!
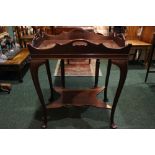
xmin=30 ymin=28 xmax=126 ymax=49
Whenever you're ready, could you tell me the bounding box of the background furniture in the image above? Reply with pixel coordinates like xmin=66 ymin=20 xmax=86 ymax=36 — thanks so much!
xmin=145 ymin=33 xmax=155 ymax=82
xmin=0 ymin=27 xmax=11 ymax=93
xmin=28 ymin=29 xmax=131 ymax=129
xmin=14 ymin=26 xmax=35 ymax=48
xmin=126 ymin=39 xmax=152 ymax=63
xmin=126 ymin=26 xmax=155 ymax=63
xmin=0 ymin=48 xmax=30 ymax=82
xmin=14 ymin=26 xmax=54 ymax=48
xmin=53 ymin=26 xmax=94 ymax=35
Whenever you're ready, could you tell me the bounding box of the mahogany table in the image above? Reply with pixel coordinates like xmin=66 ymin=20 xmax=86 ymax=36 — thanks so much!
xmin=28 ymin=28 xmax=131 ymax=129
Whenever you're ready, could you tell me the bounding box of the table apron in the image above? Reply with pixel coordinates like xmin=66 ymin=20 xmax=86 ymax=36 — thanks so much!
xmin=30 ymin=55 xmax=129 ymax=60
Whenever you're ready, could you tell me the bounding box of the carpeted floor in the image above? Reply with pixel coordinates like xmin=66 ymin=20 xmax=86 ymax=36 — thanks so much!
xmin=0 ymin=59 xmax=155 ymax=129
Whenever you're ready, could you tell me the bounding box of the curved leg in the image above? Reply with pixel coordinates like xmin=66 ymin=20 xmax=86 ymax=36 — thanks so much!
xmin=94 ymin=59 xmax=100 ymax=88
xmin=30 ymin=59 xmax=48 ymax=129
xmin=110 ymin=60 xmax=128 ymax=129
xmin=45 ymin=60 xmax=54 ymax=101
xmin=60 ymin=59 xmax=65 ymax=88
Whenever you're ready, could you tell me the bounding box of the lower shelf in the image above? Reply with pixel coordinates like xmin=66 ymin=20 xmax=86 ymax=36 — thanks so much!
xmin=46 ymin=87 xmax=112 ymax=109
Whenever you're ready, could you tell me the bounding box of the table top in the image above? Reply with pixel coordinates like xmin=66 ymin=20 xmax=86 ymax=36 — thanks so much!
xmin=28 ymin=28 xmax=131 ymax=60
xmin=32 ymin=28 xmax=126 ymax=49
xmin=126 ymin=39 xmax=152 ymax=46
xmin=37 ymin=39 xmax=120 ymax=49
xmin=0 ymin=48 xmax=29 ymax=65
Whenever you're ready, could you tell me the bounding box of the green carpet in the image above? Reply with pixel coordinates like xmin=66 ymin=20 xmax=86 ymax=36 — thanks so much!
xmin=0 ymin=60 xmax=155 ymax=129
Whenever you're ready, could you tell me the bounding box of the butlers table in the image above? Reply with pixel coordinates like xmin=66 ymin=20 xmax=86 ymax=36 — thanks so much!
xmin=28 ymin=28 xmax=132 ymax=129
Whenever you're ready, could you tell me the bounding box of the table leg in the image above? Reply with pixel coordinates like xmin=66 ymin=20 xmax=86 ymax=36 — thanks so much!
xmin=94 ymin=59 xmax=100 ymax=88
xmin=110 ymin=60 xmax=128 ymax=129
xmin=30 ymin=59 xmax=48 ymax=128
xmin=60 ymin=59 xmax=65 ymax=88
xmin=104 ymin=59 xmax=112 ymax=102
xmin=45 ymin=60 xmax=54 ymax=101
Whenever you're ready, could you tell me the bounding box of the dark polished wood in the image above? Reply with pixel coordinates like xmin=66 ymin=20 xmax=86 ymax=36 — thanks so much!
xmin=60 ymin=59 xmax=65 ymax=88
xmin=104 ymin=59 xmax=112 ymax=102
xmin=46 ymin=87 xmax=112 ymax=109
xmin=94 ymin=59 xmax=100 ymax=88
xmin=28 ymin=28 xmax=131 ymax=129
xmin=110 ymin=59 xmax=128 ymax=128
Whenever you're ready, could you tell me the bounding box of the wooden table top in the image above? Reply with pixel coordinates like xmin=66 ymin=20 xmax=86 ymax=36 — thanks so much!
xmin=28 ymin=29 xmax=131 ymax=60
xmin=0 ymin=48 xmax=29 ymax=65
xmin=38 ymin=39 xmax=120 ymax=49
xmin=126 ymin=39 xmax=152 ymax=46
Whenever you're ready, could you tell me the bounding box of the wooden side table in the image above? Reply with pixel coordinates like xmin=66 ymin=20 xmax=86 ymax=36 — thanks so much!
xmin=28 ymin=29 xmax=131 ymax=129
